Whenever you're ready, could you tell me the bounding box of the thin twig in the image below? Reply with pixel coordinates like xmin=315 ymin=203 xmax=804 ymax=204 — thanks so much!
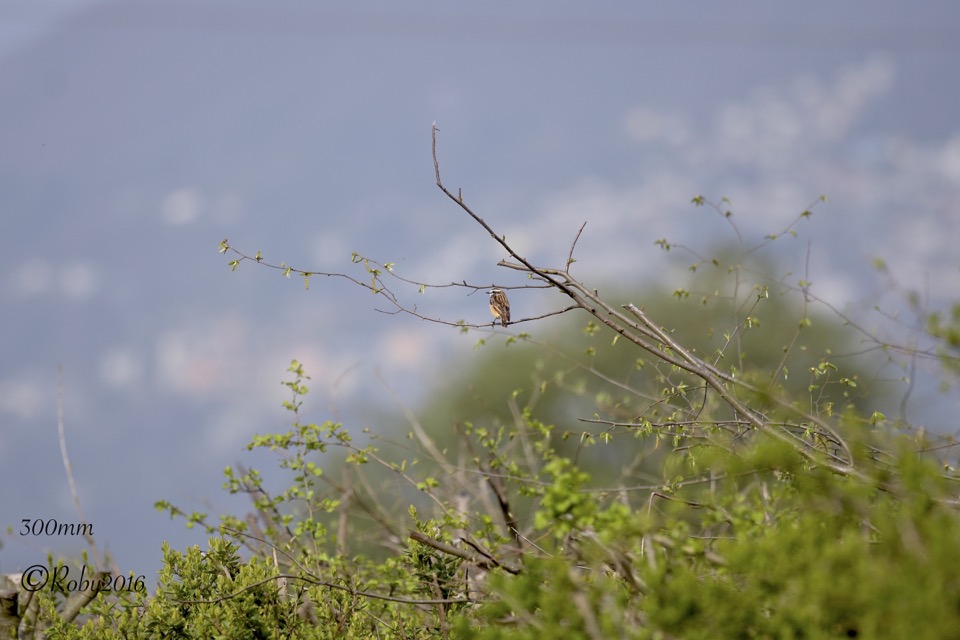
xmin=566 ymin=221 xmax=588 ymax=272
xmin=57 ymin=367 xmax=103 ymax=569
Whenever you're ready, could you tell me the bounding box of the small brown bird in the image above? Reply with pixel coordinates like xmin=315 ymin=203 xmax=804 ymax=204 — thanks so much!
xmin=488 ymin=288 xmax=510 ymax=327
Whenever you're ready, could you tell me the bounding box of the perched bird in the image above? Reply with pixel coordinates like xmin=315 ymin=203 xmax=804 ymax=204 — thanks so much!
xmin=488 ymin=288 xmax=511 ymax=327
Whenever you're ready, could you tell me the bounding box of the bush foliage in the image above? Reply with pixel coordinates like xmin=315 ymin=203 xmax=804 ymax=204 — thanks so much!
xmin=6 ymin=143 xmax=960 ymax=638
xmin=25 ymin=358 xmax=960 ymax=638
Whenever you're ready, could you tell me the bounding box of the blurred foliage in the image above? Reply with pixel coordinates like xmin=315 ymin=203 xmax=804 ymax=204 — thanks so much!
xmin=26 ymin=348 xmax=960 ymax=639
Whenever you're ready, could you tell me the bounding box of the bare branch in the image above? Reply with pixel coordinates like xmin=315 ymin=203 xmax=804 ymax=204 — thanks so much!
xmin=408 ymin=531 xmax=521 ymax=575
xmin=431 ymin=123 xmax=577 ymax=300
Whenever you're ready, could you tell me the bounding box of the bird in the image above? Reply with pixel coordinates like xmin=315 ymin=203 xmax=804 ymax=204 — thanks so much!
xmin=488 ymin=289 xmax=510 ymax=327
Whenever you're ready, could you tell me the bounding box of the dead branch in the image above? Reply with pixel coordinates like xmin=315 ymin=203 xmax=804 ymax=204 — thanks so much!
xmin=408 ymin=531 xmax=521 ymax=575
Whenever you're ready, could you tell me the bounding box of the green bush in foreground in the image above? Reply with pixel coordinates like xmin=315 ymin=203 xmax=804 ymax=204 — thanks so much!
xmin=29 ymin=356 xmax=960 ymax=639
xmin=13 ymin=179 xmax=960 ymax=638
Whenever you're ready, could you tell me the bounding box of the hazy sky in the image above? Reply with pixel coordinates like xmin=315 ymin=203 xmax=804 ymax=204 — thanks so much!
xmin=2 ymin=1 xmax=958 ymax=582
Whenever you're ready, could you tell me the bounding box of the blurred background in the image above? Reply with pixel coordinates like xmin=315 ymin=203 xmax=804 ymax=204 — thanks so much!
xmin=1 ymin=0 xmax=958 ymax=581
